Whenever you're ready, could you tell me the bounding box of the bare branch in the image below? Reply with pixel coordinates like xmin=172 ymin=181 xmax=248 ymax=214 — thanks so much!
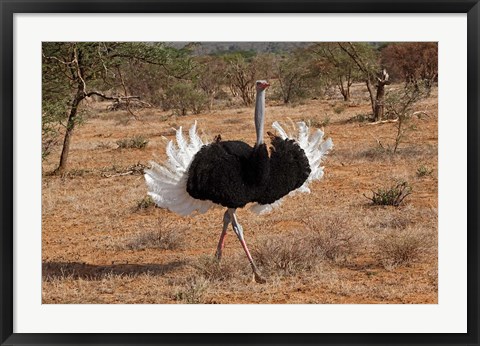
xmin=116 ymin=66 xmax=139 ymax=120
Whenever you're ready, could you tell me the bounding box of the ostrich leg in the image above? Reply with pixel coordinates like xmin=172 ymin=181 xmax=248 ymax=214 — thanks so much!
xmin=228 ymin=208 xmax=266 ymax=283
xmin=215 ymin=209 xmax=231 ymax=260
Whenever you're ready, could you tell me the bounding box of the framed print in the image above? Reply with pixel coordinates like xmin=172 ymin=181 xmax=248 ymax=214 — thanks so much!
xmin=1 ymin=0 xmax=479 ymax=345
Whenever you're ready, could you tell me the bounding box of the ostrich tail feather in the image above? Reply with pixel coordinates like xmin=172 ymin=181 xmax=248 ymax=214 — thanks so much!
xmin=144 ymin=122 xmax=213 ymax=216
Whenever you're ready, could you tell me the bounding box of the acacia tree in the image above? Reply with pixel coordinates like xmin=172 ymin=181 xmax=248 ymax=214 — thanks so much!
xmin=223 ymin=52 xmax=274 ymax=106
xmin=274 ymin=48 xmax=325 ymax=104
xmin=192 ymin=55 xmax=227 ymax=109
xmin=275 ymin=53 xmax=310 ymax=103
xmin=309 ymin=43 xmax=362 ymax=101
xmin=42 ymin=44 xmax=73 ymax=160
xmin=42 ymin=42 xmax=192 ymax=174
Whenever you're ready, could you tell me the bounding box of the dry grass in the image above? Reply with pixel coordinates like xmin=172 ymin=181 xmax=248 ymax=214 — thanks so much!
xmin=136 ymin=195 xmax=156 ymax=210
xmin=194 ymin=254 xmax=249 ymax=281
xmin=42 ymin=83 xmax=438 ymax=304
xmin=307 ymin=216 xmax=362 ymax=263
xmin=114 ymin=218 xmax=187 ymax=251
xmin=122 ymin=229 xmax=185 ymax=251
xmin=374 ymin=227 xmax=435 ymax=270
xmin=173 ymin=276 xmax=210 ymax=304
xmin=253 ymin=231 xmax=320 ymax=275
xmin=116 ymin=135 xmax=149 ymax=149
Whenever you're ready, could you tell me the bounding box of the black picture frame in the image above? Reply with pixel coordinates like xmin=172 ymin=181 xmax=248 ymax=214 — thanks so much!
xmin=1 ymin=1 xmax=478 ymax=345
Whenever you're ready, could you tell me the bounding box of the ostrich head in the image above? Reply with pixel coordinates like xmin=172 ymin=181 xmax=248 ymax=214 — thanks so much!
xmin=256 ymin=80 xmax=270 ymax=91
xmin=255 ymin=80 xmax=270 ymax=145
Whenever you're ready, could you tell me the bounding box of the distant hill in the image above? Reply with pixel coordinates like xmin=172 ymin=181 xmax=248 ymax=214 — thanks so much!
xmin=167 ymin=41 xmax=385 ymax=56
xmin=166 ymin=42 xmax=313 ymax=55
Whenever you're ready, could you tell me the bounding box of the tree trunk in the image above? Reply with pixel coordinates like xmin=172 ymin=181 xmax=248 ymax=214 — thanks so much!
xmin=339 ymin=75 xmax=351 ymax=102
xmin=54 ymin=88 xmax=85 ymax=174
xmin=340 ymin=83 xmax=350 ymax=101
xmin=374 ymin=83 xmax=386 ymax=122
xmin=373 ymin=69 xmax=390 ymax=122
xmin=365 ymin=79 xmax=375 ymax=116
xmin=209 ymin=91 xmax=215 ymax=110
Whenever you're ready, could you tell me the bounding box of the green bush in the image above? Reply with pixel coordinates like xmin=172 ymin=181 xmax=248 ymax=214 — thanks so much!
xmin=163 ymin=83 xmax=209 ymax=116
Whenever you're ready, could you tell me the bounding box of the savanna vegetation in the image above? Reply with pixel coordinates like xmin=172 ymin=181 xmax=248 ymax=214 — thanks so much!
xmin=42 ymin=42 xmax=438 ymax=304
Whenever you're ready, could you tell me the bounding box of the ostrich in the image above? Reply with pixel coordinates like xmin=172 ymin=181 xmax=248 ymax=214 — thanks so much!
xmin=144 ymin=80 xmax=333 ymax=283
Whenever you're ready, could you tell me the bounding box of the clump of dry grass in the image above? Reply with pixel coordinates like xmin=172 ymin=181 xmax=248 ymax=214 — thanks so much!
xmin=416 ymin=164 xmax=433 ymax=177
xmin=123 ymin=228 xmax=184 ymax=251
xmin=374 ymin=228 xmax=434 ymax=270
xmin=348 ymin=113 xmax=371 ymax=123
xmin=377 ymin=216 xmax=411 ymax=231
xmin=353 ymin=146 xmax=392 ymax=161
xmin=303 ymin=116 xmax=330 ymax=128
xmin=253 ymin=232 xmax=319 ymax=275
xmin=223 ymin=117 xmax=243 ymax=124
xmin=253 ymin=216 xmax=361 ymax=276
xmin=136 ymin=195 xmax=155 ymax=210
xmin=333 ymin=103 xmax=346 ymax=114
xmin=173 ymin=276 xmax=209 ymax=304
xmin=194 ymin=254 xmax=247 ymax=281
xmin=116 ymin=135 xmax=149 ymax=149
xmin=96 ymin=141 xmax=112 ymax=149
xmin=307 ymin=216 xmax=361 ymax=263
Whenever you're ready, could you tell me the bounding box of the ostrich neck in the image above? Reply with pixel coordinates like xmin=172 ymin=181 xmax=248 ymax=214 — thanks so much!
xmin=254 ymin=89 xmax=265 ymax=146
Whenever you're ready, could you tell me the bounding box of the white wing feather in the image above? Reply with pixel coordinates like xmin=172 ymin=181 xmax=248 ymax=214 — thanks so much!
xmin=144 ymin=122 xmax=214 ymax=216
xmin=251 ymin=121 xmax=333 ymax=214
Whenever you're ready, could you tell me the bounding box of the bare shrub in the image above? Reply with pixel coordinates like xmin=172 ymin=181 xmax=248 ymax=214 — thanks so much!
xmin=307 ymin=216 xmax=361 ymax=263
xmin=173 ymin=276 xmax=209 ymax=304
xmin=253 ymin=232 xmax=319 ymax=275
xmin=375 ymin=228 xmax=434 ymax=270
xmin=123 ymin=228 xmax=184 ymax=251
xmin=384 ymin=85 xmax=428 ymax=153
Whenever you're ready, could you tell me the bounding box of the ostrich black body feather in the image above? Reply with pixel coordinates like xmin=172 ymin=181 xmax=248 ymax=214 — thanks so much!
xmin=186 ymin=136 xmax=311 ymax=208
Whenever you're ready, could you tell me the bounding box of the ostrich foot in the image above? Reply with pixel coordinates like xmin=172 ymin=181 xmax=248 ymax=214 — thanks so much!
xmin=253 ymin=271 xmax=267 ymax=284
